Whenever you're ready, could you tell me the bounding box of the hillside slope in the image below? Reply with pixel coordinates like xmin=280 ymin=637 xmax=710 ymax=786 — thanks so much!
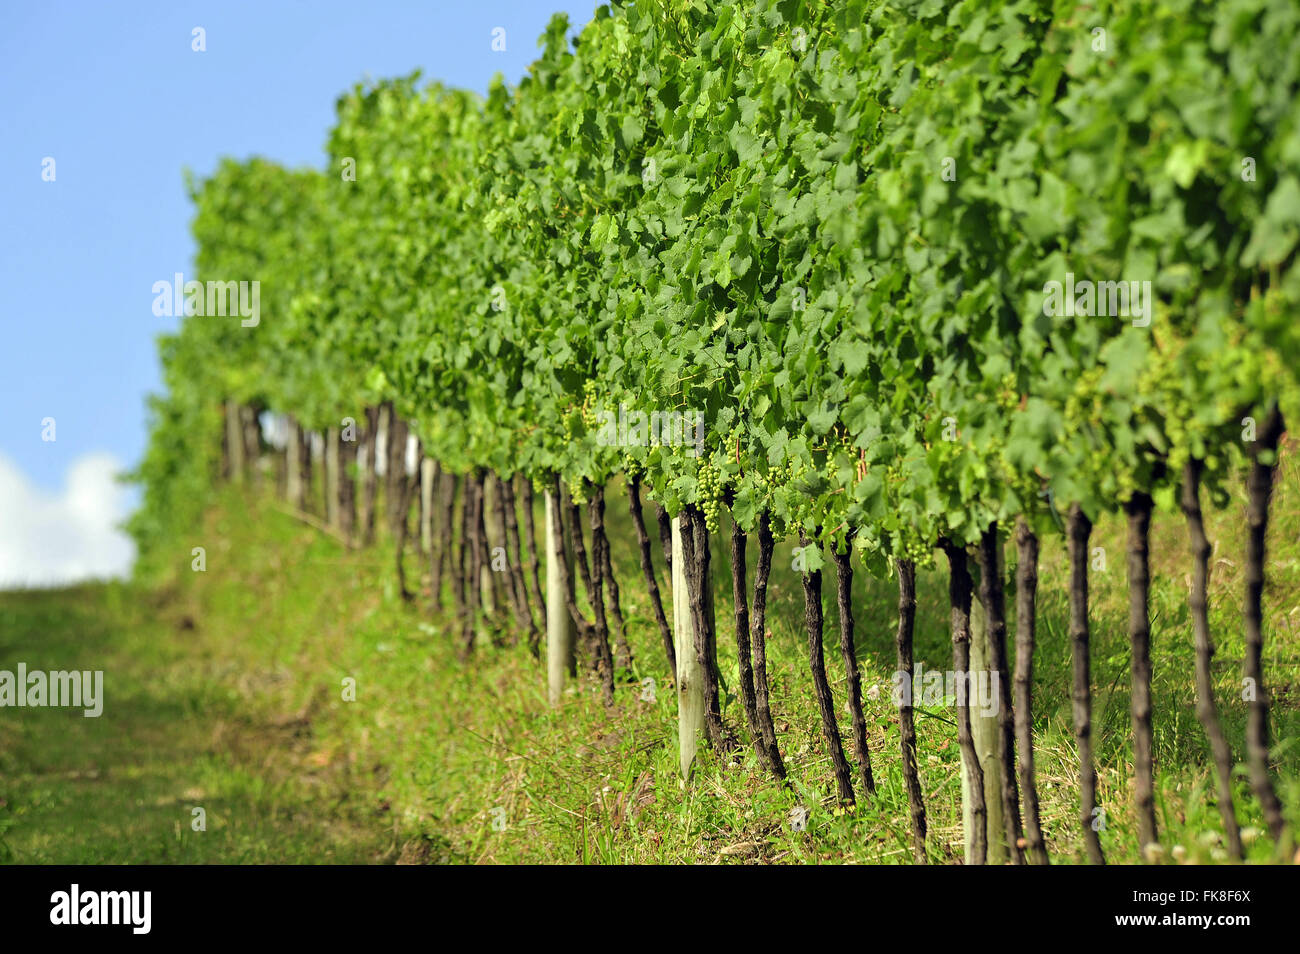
xmin=3 ymin=460 xmax=1299 ymax=864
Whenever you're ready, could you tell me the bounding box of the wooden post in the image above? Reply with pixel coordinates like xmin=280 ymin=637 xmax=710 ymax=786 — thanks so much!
xmin=674 ymin=514 xmax=706 ymax=778
xmin=376 ymin=404 xmax=390 ymax=529
xmin=478 ymin=473 xmax=495 ymax=614
xmin=285 ymin=415 xmax=303 ymax=510
xmin=359 ymin=406 xmax=379 ymax=545
xmin=326 ymin=426 xmax=340 ymax=529
xmin=420 ymin=458 xmax=436 ymax=554
xmin=483 ymin=474 xmax=509 ymax=614
xmin=385 ymin=407 xmax=408 ymax=537
xmin=963 ymin=595 xmax=1007 ymax=862
xmin=314 ymin=432 xmax=328 ymax=516
xmin=299 ymin=427 xmax=313 ymax=514
xmin=226 ymin=401 xmax=245 ymax=483
xmin=241 ymin=406 xmax=261 ymax=487
xmin=545 ymin=489 xmax=575 ymax=705
xmin=338 ymin=426 xmax=356 ymax=543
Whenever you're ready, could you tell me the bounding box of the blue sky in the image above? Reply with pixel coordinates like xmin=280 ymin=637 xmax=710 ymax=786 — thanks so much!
xmin=0 ymin=1 xmax=594 ymax=585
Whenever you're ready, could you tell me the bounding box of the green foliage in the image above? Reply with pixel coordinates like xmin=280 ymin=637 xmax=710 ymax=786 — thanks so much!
xmin=131 ymin=0 xmax=1300 ymax=576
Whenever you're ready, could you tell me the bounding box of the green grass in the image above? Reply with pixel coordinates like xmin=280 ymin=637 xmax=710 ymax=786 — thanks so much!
xmin=2 ymin=460 xmax=1299 ymax=864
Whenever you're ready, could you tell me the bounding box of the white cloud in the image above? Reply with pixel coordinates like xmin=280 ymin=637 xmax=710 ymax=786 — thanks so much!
xmin=0 ymin=453 xmax=136 ymax=589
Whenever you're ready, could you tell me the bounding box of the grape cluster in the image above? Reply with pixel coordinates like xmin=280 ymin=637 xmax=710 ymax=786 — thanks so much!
xmin=757 ymin=457 xmax=806 ymax=492
xmin=1063 ymin=365 xmax=1124 ymax=492
xmin=578 ymin=379 xmax=599 ymax=432
xmin=816 ymin=447 xmax=847 ymax=488
xmin=1062 ymin=367 xmax=1106 ymax=435
xmin=997 ymin=372 xmax=1020 ymax=414
xmin=898 ymin=535 xmax=933 ymax=567
xmin=697 ymin=458 xmax=724 ymax=532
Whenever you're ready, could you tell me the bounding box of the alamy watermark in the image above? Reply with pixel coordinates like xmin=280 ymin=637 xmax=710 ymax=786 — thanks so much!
xmin=0 ymin=664 xmax=103 ymax=717
xmin=885 ymin=663 xmax=1000 ymax=717
xmin=595 ymin=404 xmax=705 ymax=457
xmin=1042 ymin=272 xmax=1152 ymax=327
xmin=151 ymin=272 xmax=260 ymax=327
xmin=50 ymin=884 xmax=150 ymax=934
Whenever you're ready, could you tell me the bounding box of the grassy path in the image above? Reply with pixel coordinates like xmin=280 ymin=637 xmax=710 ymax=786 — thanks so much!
xmin=0 ymin=576 xmax=397 ymax=863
